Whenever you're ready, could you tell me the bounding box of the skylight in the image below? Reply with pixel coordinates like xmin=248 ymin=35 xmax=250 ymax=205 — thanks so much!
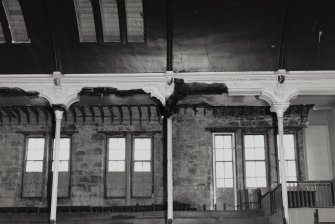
xmin=125 ymin=0 xmax=144 ymax=42
xmin=100 ymin=0 xmax=120 ymax=42
xmin=73 ymin=0 xmax=97 ymax=42
xmin=2 ymin=0 xmax=29 ymax=43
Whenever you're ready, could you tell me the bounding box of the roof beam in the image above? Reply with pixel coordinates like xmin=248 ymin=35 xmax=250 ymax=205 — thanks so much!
xmin=89 ymin=105 xmax=95 ymax=122
xmin=30 ymin=107 xmax=40 ymax=123
xmin=90 ymin=0 xmax=104 ymax=43
xmin=79 ymin=106 xmax=86 ymax=123
xmin=137 ymin=105 xmax=142 ymax=125
xmin=70 ymin=106 xmax=77 ymax=123
xmin=117 ymin=106 xmax=123 ymax=124
xmin=116 ymin=0 xmax=127 ymax=43
xmin=12 ymin=107 xmax=21 ymax=124
xmin=0 ymin=0 xmax=12 ymax=42
xmin=107 ymin=106 xmax=114 ymax=124
xmin=98 ymin=105 xmax=104 ymax=123
xmin=20 ymin=107 xmax=30 ymax=124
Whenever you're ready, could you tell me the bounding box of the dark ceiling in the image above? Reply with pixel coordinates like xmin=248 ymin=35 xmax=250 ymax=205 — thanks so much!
xmin=0 ymin=0 xmax=334 ymax=74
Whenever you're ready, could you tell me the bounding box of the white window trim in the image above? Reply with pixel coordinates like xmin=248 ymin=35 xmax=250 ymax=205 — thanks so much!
xmin=212 ymin=132 xmax=237 ymax=210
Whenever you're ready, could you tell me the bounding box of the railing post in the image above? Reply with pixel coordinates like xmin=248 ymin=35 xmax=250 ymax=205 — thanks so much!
xmin=314 ymin=209 xmax=319 ymax=224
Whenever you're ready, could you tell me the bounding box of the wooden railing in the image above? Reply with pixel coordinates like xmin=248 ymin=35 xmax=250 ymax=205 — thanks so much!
xmin=287 ymin=181 xmax=335 ymax=208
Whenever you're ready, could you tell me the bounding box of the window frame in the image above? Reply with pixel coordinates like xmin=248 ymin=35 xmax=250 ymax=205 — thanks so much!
xmin=21 ymin=135 xmax=47 ymax=199
xmin=276 ymin=131 xmax=299 ymax=182
xmin=243 ymin=131 xmax=269 ymax=189
xmin=131 ymin=133 xmax=154 ymax=198
xmin=105 ymin=132 xmax=128 ymax=199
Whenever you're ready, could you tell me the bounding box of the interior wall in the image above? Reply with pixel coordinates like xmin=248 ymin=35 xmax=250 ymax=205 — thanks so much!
xmin=305 ymin=110 xmax=333 ymax=180
xmin=0 ymin=106 xmax=164 ymax=207
xmin=328 ymin=110 xmax=335 ymax=178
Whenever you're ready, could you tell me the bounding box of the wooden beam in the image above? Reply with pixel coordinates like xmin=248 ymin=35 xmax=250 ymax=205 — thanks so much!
xmin=3 ymin=107 xmax=13 ymax=123
xmin=116 ymin=0 xmax=127 ymax=43
xmin=107 ymin=106 xmax=114 ymax=124
xmin=98 ymin=105 xmax=104 ymax=123
xmin=90 ymin=0 xmax=104 ymax=43
xmin=20 ymin=107 xmax=30 ymax=124
xmin=40 ymin=107 xmax=50 ymax=123
xmin=79 ymin=106 xmax=86 ymax=123
xmin=0 ymin=108 xmax=3 ymax=124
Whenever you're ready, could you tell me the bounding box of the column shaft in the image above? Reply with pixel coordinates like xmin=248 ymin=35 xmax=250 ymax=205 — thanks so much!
xmin=167 ymin=117 xmax=173 ymax=223
xmin=50 ymin=110 xmax=63 ymax=224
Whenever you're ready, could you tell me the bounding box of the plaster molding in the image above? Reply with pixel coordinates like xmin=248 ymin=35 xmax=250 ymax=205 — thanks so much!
xmin=1 ymin=70 xmax=335 ymax=107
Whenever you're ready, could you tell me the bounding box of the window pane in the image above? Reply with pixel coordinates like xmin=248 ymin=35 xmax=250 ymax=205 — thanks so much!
xmin=224 ymin=162 xmax=233 ymax=178
xmin=223 ymin=148 xmax=232 ymax=161
xmin=244 ymin=135 xmax=254 ymax=147
xmin=246 ymin=177 xmax=256 ymax=188
xmin=74 ymin=0 xmax=96 ymax=42
xmin=255 ymin=161 xmax=266 ymax=177
xmin=254 ymin=148 xmax=265 ymax=160
xmin=286 ymin=161 xmax=296 ymax=178
xmin=2 ymin=0 xmax=29 ymax=42
xmin=100 ymin=0 xmax=120 ymax=42
xmin=109 ymin=138 xmax=126 ymax=149
xmin=109 ymin=148 xmax=125 ymax=160
xmin=285 ymin=147 xmax=295 ymax=160
xmin=216 ymin=178 xmax=224 ymax=188
xmin=225 ymin=179 xmax=234 ymax=188
xmin=256 ymin=177 xmax=266 ymax=187
xmin=26 ymin=161 xmax=43 ymax=172
xmin=134 ymin=148 xmax=151 ymax=161
xmin=134 ymin=161 xmax=151 ymax=172
xmin=223 ymin=136 xmax=232 ymax=149
xmin=215 ymin=148 xmax=224 ymax=161
xmin=246 ymin=162 xmax=256 ymax=178
xmin=284 ymin=134 xmax=294 ymax=147
xmin=28 ymin=138 xmax=45 ymax=150
xmin=109 ymin=161 xmax=125 ymax=172
xmin=125 ymin=0 xmax=144 ymax=42
xmin=245 ymin=148 xmax=255 ymax=160
xmin=134 ymin=138 xmax=151 ymax=149
xmin=214 ymin=136 xmax=224 ymax=148
xmin=254 ymin=135 xmax=264 ymax=147
xmin=216 ymin=162 xmax=224 ymax=178
xmin=59 ymin=161 xmax=69 ymax=172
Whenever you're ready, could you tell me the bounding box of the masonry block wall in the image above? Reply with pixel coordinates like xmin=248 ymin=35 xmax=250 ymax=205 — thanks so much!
xmin=172 ymin=105 xmax=310 ymax=210
xmin=0 ymin=105 xmax=164 ymax=207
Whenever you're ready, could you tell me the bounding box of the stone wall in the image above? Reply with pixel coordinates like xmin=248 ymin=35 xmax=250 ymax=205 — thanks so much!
xmin=172 ymin=106 xmax=309 ymax=210
xmin=0 ymin=105 xmax=164 ymax=207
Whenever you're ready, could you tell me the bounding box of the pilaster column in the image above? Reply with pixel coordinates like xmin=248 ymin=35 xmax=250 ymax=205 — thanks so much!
xmin=167 ymin=116 xmax=173 ymax=224
xmin=272 ymin=103 xmax=290 ymax=224
xmin=50 ymin=109 xmax=63 ymax=224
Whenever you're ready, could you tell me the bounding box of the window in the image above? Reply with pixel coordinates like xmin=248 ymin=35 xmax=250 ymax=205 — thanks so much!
xmin=52 ymin=137 xmax=71 ymax=197
xmin=277 ymin=134 xmax=297 ymax=181
xmin=73 ymin=0 xmax=144 ymax=43
xmin=133 ymin=138 xmax=151 ymax=172
xmin=2 ymin=0 xmax=29 ymax=43
xmin=244 ymin=135 xmax=267 ymax=188
xmin=74 ymin=0 xmax=97 ymax=42
xmin=100 ymin=0 xmax=120 ymax=42
xmin=108 ymin=137 xmax=126 ymax=172
xmin=125 ymin=0 xmax=144 ymax=42
xmin=214 ymin=134 xmax=234 ymax=188
xmin=52 ymin=138 xmax=71 ymax=172
xmin=106 ymin=134 xmax=153 ymax=198
xmin=22 ymin=137 xmax=45 ymax=197
xmin=0 ymin=23 xmax=5 ymax=43
xmin=26 ymin=138 xmax=45 ymax=172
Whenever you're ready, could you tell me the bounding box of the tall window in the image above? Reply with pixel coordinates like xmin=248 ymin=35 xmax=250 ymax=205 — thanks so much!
xmin=26 ymin=138 xmax=45 ymax=172
xmin=100 ymin=0 xmax=120 ymax=42
xmin=214 ymin=134 xmax=234 ymax=188
xmin=277 ymin=134 xmax=297 ymax=181
xmin=108 ymin=137 xmax=126 ymax=172
xmin=133 ymin=138 xmax=151 ymax=172
xmin=52 ymin=138 xmax=71 ymax=172
xmin=2 ymin=0 xmax=29 ymax=43
xmin=125 ymin=0 xmax=144 ymax=42
xmin=244 ymin=135 xmax=267 ymax=188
